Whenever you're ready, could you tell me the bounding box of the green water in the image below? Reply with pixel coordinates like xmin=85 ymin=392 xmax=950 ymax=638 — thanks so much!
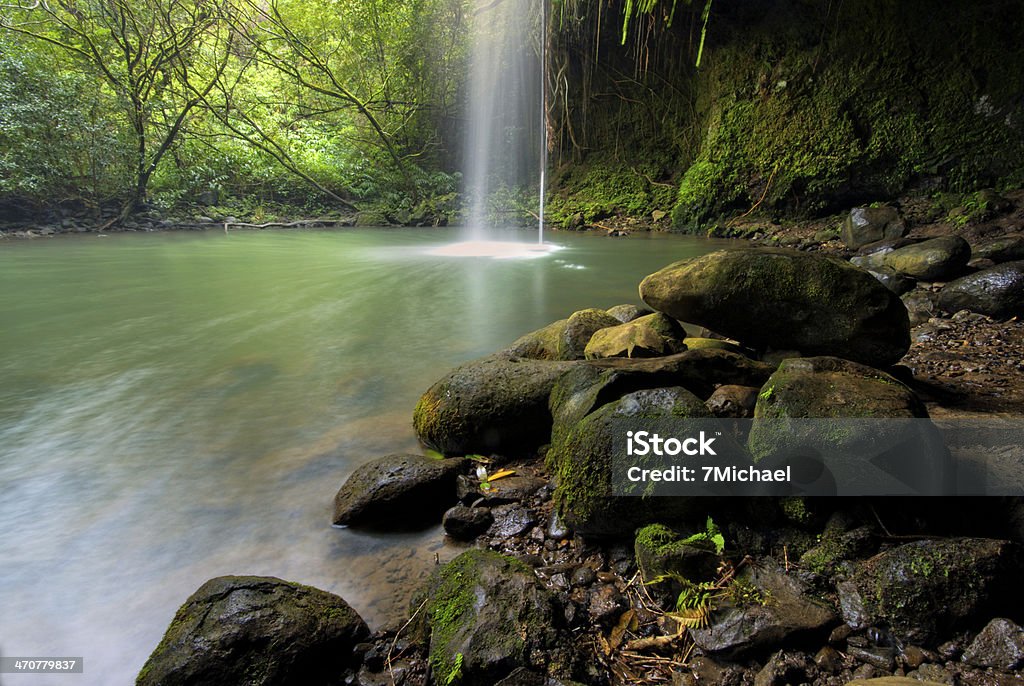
xmin=0 ymin=226 xmax=731 ymax=684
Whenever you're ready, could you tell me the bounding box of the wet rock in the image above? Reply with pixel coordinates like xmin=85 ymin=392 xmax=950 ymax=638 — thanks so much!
xmin=584 ymin=313 xmax=686 ymax=359
xmin=588 ymin=584 xmax=627 ymax=627
xmin=937 ymin=261 xmax=1024 ymax=319
xmin=799 ymin=523 xmax=876 ymax=576
xmin=442 ymin=504 xmax=493 ymax=540
xmin=413 ymin=354 xmax=575 ymax=456
xmin=488 ymin=504 xmax=537 ymax=538
xmin=847 ymin=645 xmax=895 ymax=671
xmin=606 ymin=303 xmax=652 ymax=323
xmin=902 ymin=289 xmax=938 ymax=327
xmin=416 ymin=550 xmax=559 ymax=686
xmin=549 ymin=387 xmax=719 ymax=536
xmin=639 ymin=247 xmax=911 ymax=367
xmin=688 ymin=562 xmax=836 ymax=657
xmin=867 ymin=267 xmax=917 ymax=295
xmin=137 ymin=576 xmax=368 ymax=686
xmin=815 ymin=646 xmax=845 ymax=673
xmin=570 ymin=566 xmax=596 ymax=587
xmin=908 ymin=664 xmax=954 ymax=684
xmin=900 ymin=645 xmax=930 ymax=670
xmin=332 ymin=454 xmax=465 ymax=527
xmin=837 ymin=538 xmax=1024 ymax=645
xmin=841 ymin=206 xmax=907 ymax=249
xmin=560 ymin=308 xmax=622 ymax=360
xmin=706 ymin=385 xmax=759 ymax=418
xmin=754 ymin=650 xmax=814 ymax=686
xmin=883 ymin=235 xmax=971 ymax=281
xmin=547 ymin=510 xmax=571 ymax=540
xmin=962 ymin=618 xmax=1024 ymax=670
xmin=973 ymin=236 xmax=1024 ymax=263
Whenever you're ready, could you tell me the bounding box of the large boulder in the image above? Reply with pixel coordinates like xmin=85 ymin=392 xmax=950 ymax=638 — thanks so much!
xmin=413 ymin=355 xmax=575 ymax=456
xmin=639 ymin=248 xmax=910 ymax=367
xmin=841 ymin=206 xmax=907 ymax=249
xmin=332 ymin=454 xmax=465 ymax=527
xmin=137 ymin=576 xmax=368 ymax=686
xmin=837 ymin=538 xmax=1024 ymax=645
xmin=583 ymin=313 xmax=686 ymax=359
xmin=549 ymin=386 xmax=728 ymax=536
xmin=883 ymin=235 xmax=971 ymax=281
xmin=748 ymin=357 xmax=947 ymax=494
xmin=937 ymin=261 xmax=1024 ymax=318
xmin=606 ymin=303 xmax=652 ymax=323
xmin=416 ymin=550 xmax=561 ymax=686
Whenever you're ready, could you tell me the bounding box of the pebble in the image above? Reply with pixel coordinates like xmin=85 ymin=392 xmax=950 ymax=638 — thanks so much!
xmin=570 ymin=566 xmax=596 ymax=587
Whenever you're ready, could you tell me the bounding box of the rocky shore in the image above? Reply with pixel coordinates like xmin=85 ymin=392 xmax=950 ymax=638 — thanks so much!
xmin=134 ymin=193 xmax=1024 ymax=685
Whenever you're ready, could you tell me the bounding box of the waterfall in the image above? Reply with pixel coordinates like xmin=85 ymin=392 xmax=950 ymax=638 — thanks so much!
xmin=464 ymin=0 xmax=544 ymax=240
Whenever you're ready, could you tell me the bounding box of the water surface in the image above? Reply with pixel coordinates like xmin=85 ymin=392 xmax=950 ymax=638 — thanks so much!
xmin=0 ymin=226 xmax=731 ymax=684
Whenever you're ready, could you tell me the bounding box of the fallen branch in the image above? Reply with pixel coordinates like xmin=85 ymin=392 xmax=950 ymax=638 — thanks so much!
xmin=223 ymin=218 xmax=352 ymax=232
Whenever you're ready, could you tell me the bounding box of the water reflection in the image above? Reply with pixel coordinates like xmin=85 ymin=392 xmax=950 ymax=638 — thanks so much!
xmin=0 ymin=227 xmax=730 ymax=684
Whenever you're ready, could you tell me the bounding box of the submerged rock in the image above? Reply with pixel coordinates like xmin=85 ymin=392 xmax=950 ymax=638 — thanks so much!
xmin=584 ymin=313 xmax=686 ymax=359
xmin=332 ymin=454 xmax=465 ymax=527
xmin=138 ymin=576 xmax=368 ymax=686
xmin=413 ymin=354 xmax=575 ymax=456
xmin=837 ymin=538 xmax=1024 ymax=645
xmin=416 ymin=549 xmax=561 ymax=686
xmin=937 ymin=261 xmax=1024 ymax=319
xmin=841 ymin=206 xmax=907 ymax=249
xmin=883 ymin=235 xmax=971 ymax=281
xmin=639 ymin=248 xmax=910 ymax=367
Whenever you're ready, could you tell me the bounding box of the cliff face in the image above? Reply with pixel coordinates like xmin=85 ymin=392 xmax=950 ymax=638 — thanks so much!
xmin=547 ymin=0 xmax=1024 ymax=232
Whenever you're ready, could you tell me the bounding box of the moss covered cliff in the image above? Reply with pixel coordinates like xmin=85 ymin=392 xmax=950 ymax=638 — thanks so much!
xmin=547 ymin=0 xmax=1024 ymax=232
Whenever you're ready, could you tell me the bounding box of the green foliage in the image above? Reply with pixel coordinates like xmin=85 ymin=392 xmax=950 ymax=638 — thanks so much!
xmin=678 ymin=516 xmax=725 ymax=555
xmin=444 ymin=652 xmax=464 ymax=686
xmin=671 ymin=1 xmax=1024 ymax=231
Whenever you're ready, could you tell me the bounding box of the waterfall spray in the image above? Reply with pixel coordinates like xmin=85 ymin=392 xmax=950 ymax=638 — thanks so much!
xmin=539 ymin=0 xmax=547 ymax=245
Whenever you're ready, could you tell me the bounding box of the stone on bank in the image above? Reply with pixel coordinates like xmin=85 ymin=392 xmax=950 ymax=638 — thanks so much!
xmin=137 ymin=576 xmax=368 ymax=686
xmin=638 ymin=247 xmax=911 ymax=367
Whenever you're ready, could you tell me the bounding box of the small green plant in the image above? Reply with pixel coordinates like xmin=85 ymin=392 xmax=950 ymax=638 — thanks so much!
xmin=444 ymin=652 xmax=463 ymax=686
xmin=679 ymin=516 xmax=726 ymax=555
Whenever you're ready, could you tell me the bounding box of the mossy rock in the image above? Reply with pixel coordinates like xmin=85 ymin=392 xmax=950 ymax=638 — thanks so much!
xmin=560 ymin=308 xmax=621 ymax=360
xmin=503 ymin=318 xmax=568 ymax=360
xmin=883 ymin=235 xmax=972 ymax=281
xmin=550 ymin=386 xmax=737 ymax=536
xmin=837 ymin=538 xmax=1024 ymax=645
xmin=639 ymin=248 xmax=910 ymax=367
xmin=635 ymin=523 xmax=722 ymax=584
xmin=584 ymin=313 xmax=687 ymax=359
xmin=748 ymin=357 xmax=947 ymax=493
xmin=415 ymin=550 xmax=561 ymax=686
xmin=413 ymin=354 xmax=576 ymax=456
xmin=137 ymin=576 xmax=368 ymax=686
xmin=682 ymin=337 xmax=744 ymax=354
